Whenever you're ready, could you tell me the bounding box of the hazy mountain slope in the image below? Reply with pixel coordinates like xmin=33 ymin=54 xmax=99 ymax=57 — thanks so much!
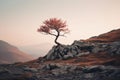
xmin=85 ymin=28 xmax=120 ymax=42
xmin=19 ymin=43 xmax=53 ymax=58
xmin=0 ymin=40 xmax=33 ymax=64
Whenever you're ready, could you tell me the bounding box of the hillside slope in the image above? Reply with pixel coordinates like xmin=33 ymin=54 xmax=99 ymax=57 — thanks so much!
xmin=0 ymin=40 xmax=33 ymax=64
xmin=0 ymin=29 xmax=120 ymax=80
xmin=85 ymin=29 xmax=120 ymax=42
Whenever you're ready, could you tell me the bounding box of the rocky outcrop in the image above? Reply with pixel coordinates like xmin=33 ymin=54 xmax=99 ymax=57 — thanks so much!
xmin=44 ymin=40 xmax=120 ymax=60
xmin=44 ymin=41 xmax=93 ymax=60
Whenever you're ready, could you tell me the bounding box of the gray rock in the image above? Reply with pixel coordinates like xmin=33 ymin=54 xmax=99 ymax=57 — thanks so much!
xmin=23 ymin=67 xmax=38 ymax=72
xmin=84 ymin=73 xmax=94 ymax=78
xmin=109 ymin=69 xmax=120 ymax=77
xmin=51 ymin=64 xmax=81 ymax=76
xmin=0 ymin=68 xmax=9 ymax=74
xmin=63 ymin=54 xmax=74 ymax=60
xmin=44 ymin=46 xmax=56 ymax=60
xmin=42 ymin=64 xmax=51 ymax=70
xmin=82 ymin=65 xmax=104 ymax=73
xmin=92 ymin=46 xmax=101 ymax=53
xmin=42 ymin=63 xmax=59 ymax=70
xmin=91 ymin=43 xmax=109 ymax=53
xmin=109 ymin=41 xmax=120 ymax=55
xmin=77 ymin=52 xmax=90 ymax=57
xmin=52 ymin=69 xmax=68 ymax=76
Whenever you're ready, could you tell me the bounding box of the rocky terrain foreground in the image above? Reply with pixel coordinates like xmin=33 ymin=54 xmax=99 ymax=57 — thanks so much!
xmin=0 ymin=40 xmax=120 ymax=80
xmin=0 ymin=29 xmax=120 ymax=80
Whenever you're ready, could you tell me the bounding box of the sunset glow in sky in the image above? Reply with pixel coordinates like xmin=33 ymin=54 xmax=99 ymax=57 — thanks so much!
xmin=0 ymin=0 xmax=120 ymax=46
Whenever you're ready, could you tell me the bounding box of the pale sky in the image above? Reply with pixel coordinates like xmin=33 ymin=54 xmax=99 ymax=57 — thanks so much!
xmin=0 ymin=0 xmax=120 ymax=46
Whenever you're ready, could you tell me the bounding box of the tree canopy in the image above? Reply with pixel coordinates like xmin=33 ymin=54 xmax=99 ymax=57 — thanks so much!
xmin=38 ymin=18 xmax=69 ymax=45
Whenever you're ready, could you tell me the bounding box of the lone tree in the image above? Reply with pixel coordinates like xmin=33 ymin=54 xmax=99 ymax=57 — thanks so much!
xmin=37 ymin=18 xmax=69 ymax=45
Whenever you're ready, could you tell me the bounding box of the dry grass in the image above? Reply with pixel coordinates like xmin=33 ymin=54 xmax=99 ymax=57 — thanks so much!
xmin=85 ymin=29 xmax=120 ymax=43
xmin=17 ymin=51 xmax=120 ymax=68
xmin=37 ymin=52 xmax=120 ymax=66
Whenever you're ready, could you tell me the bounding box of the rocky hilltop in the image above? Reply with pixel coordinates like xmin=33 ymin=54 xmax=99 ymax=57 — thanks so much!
xmin=0 ymin=29 xmax=120 ymax=80
xmin=44 ymin=28 xmax=120 ymax=61
xmin=44 ymin=40 xmax=120 ymax=60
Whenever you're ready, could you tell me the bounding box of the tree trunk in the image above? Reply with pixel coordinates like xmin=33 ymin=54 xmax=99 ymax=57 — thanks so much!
xmin=55 ymin=30 xmax=60 ymax=45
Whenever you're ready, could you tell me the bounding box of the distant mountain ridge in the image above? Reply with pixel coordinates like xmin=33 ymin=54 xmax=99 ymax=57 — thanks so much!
xmin=0 ymin=40 xmax=33 ymax=64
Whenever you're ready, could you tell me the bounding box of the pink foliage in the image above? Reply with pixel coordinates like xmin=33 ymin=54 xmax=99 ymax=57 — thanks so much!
xmin=38 ymin=18 xmax=69 ymax=35
xmin=37 ymin=18 xmax=69 ymax=45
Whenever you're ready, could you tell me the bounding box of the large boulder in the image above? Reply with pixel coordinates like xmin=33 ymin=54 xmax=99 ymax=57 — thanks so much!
xmin=44 ymin=45 xmax=68 ymax=60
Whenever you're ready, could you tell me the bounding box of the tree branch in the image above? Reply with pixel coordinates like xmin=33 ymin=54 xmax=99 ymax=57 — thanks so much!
xmin=55 ymin=30 xmax=60 ymax=45
xmin=48 ymin=32 xmax=56 ymax=36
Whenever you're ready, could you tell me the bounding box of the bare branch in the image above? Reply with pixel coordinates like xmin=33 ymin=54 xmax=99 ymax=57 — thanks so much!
xmin=48 ymin=32 xmax=57 ymax=36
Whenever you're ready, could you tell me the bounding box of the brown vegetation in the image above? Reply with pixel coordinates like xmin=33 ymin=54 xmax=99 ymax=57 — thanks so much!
xmin=85 ymin=29 xmax=120 ymax=43
xmin=43 ymin=52 xmax=120 ymax=66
